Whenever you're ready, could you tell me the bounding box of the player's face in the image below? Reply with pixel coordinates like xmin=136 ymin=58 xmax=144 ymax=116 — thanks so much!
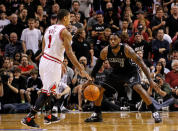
xmin=109 ymin=35 xmax=120 ymax=49
xmin=64 ymin=14 xmax=71 ymax=26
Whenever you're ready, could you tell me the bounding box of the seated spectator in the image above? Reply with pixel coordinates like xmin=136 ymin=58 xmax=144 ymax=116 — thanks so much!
xmin=117 ymin=20 xmax=132 ymax=37
xmin=13 ymin=52 xmax=21 ymax=66
xmin=91 ymin=11 xmax=108 ymax=45
xmin=26 ymin=49 xmax=38 ymax=69
xmin=51 ymin=3 xmax=60 ymax=16
xmin=63 ymin=58 xmax=74 ymax=86
xmin=70 ymin=11 xmax=83 ymax=29
xmin=15 ymin=4 xmax=25 ymax=16
xmin=166 ymin=5 xmax=178 ymax=38
xmin=13 ymin=67 xmax=27 ymax=103
xmin=0 ymin=11 xmax=10 ymax=33
xmin=138 ymin=20 xmax=152 ymax=42
xmin=2 ymin=57 xmax=13 ymax=71
xmin=18 ymin=8 xmax=28 ymax=28
xmin=104 ymin=7 xmax=120 ymax=32
xmin=71 ymin=1 xmax=86 ymax=28
xmin=121 ymin=10 xmax=133 ymax=30
xmin=89 ymin=48 xmax=97 ymax=68
xmin=151 ymin=7 xmax=166 ymax=38
xmin=76 ymin=13 xmax=84 ymax=28
xmin=0 ymin=71 xmax=30 ymax=113
xmin=133 ymin=10 xmax=150 ymax=35
xmin=26 ymin=69 xmax=42 ymax=105
xmin=5 ymin=32 xmax=23 ymax=58
xmin=166 ymin=50 xmax=178 ymax=70
xmin=158 ymin=58 xmax=170 ymax=74
xmin=18 ymin=55 xmax=34 ymax=77
xmin=166 ymin=60 xmax=178 ymax=88
xmin=131 ymin=32 xmax=152 ymax=61
xmin=86 ymin=11 xmax=97 ymax=43
xmin=152 ymin=29 xmax=169 ymax=64
xmin=72 ymin=28 xmax=90 ymax=60
xmin=96 ymin=27 xmax=111 ymax=55
xmin=151 ymin=61 xmax=165 ymax=79
xmin=34 ymin=5 xmax=46 ymax=24
xmin=147 ymin=74 xmax=174 ymax=111
xmin=1 ymin=13 xmax=24 ymax=40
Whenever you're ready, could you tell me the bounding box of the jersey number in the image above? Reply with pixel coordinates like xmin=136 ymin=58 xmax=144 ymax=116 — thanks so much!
xmin=48 ymin=35 xmax=52 ymax=48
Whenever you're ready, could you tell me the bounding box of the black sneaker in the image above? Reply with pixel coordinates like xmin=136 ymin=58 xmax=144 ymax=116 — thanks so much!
xmin=152 ymin=111 xmax=162 ymax=123
xmin=85 ymin=113 xmax=103 ymax=122
xmin=44 ymin=114 xmax=60 ymax=124
xmin=21 ymin=116 xmax=39 ymax=128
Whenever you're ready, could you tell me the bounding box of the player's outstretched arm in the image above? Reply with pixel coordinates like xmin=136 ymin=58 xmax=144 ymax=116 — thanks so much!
xmin=62 ymin=29 xmax=91 ymax=80
xmin=91 ymin=46 xmax=108 ymax=78
xmin=124 ymin=45 xmax=156 ymax=88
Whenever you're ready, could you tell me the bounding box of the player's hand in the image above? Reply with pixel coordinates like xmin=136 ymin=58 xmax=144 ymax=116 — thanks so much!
xmin=79 ymin=70 xmax=92 ymax=80
xmin=82 ymin=80 xmax=93 ymax=90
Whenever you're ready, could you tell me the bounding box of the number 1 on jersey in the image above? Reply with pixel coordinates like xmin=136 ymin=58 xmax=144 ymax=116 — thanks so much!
xmin=48 ymin=35 xmax=52 ymax=48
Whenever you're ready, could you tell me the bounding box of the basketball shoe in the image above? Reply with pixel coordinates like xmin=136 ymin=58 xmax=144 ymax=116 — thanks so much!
xmin=152 ymin=111 xmax=162 ymax=123
xmin=85 ymin=112 xmax=103 ymax=122
xmin=21 ymin=116 xmax=39 ymax=128
xmin=44 ymin=114 xmax=60 ymax=124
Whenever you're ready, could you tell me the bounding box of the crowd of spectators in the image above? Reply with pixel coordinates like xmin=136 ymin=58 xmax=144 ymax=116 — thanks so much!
xmin=0 ymin=0 xmax=178 ymax=113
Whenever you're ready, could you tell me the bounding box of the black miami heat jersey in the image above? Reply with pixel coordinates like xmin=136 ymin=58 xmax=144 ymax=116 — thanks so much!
xmin=107 ymin=44 xmax=138 ymax=74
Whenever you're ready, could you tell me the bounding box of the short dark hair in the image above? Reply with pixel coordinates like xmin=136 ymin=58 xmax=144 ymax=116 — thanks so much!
xmin=30 ymin=69 xmax=38 ymax=75
xmin=28 ymin=18 xmax=35 ymax=22
xmin=109 ymin=33 xmax=120 ymax=39
xmin=58 ymin=9 xmax=70 ymax=21
xmin=72 ymin=0 xmax=80 ymax=5
xmin=13 ymin=67 xmax=21 ymax=73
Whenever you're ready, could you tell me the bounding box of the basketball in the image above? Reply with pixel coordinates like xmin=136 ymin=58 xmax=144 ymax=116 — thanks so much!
xmin=84 ymin=84 xmax=100 ymax=101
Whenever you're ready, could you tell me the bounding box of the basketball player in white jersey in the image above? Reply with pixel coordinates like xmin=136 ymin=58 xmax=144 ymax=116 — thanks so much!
xmin=21 ymin=9 xmax=91 ymax=128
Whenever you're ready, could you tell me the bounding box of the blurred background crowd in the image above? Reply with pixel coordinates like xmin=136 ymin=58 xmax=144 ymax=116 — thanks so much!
xmin=0 ymin=0 xmax=178 ymax=113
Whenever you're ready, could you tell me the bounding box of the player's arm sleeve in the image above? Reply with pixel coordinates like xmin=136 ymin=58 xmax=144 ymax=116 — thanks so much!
xmin=91 ymin=58 xmax=104 ymax=78
xmin=91 ymin=47 xmax=107 ymax=78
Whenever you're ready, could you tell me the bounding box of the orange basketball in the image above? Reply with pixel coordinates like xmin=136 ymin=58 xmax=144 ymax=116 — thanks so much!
xmin=84 ymin=84 xmax=100 ymax=101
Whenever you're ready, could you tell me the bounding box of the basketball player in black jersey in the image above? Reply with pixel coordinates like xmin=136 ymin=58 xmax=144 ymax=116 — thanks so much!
xmin=85 ymin=33 xmax=162 ymax=123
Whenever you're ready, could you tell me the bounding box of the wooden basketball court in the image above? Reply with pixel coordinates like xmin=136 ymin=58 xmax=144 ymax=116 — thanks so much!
xmin=0 ymin=111 xmax=178 ymax=131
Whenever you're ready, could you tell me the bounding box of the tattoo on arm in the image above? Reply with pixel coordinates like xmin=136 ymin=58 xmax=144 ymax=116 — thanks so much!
xmin=125 ymin=45 xmax=152 ymax=82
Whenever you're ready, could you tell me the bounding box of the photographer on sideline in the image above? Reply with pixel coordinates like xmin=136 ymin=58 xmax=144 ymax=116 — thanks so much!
xmin=147 ymin=74 xmax=174 ymax=110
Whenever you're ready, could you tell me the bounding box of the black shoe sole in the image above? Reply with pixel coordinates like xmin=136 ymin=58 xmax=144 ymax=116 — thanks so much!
xmin=44 ymin=119 xmax=60 ymax=125
xmin=84 ymin=119 xmax=103 ymax=122
xmin=155 ymin=120 xmax=162 ymax=123
xmin=21 ymin=120 xmax=40 ymax=128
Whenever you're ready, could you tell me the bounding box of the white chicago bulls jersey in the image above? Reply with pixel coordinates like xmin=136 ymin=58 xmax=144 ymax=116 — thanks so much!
xmin=43 ymin=24 xmax=66 ymax=62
